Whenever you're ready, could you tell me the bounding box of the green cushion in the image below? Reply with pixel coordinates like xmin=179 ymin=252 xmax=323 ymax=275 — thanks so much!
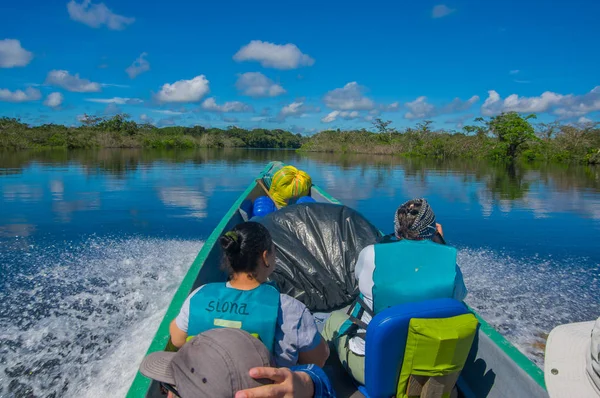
xmin=397 ymin=313 xmax=478 ymax=398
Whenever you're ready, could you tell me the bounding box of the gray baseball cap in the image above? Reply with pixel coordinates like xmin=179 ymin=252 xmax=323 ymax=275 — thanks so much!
xmin=140 ymin=328 xmax=274 ymax=397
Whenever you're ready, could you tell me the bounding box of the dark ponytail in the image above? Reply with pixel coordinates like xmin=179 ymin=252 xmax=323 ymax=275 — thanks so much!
xmin=219 ymin=222 xmax=273 ymax=276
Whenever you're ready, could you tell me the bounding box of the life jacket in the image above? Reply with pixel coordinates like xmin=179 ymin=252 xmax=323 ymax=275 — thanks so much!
xmin=372 ymin=239 xmax=457 ymax=313
xmin=339 ymin=239 xmax=458 ymax=340
xmin=187 ymin=282 xmax=280 ymax=353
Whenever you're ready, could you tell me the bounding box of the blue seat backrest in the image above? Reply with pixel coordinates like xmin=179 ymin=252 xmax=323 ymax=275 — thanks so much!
xmin=363 ymin=298 xmax=471 ymax=398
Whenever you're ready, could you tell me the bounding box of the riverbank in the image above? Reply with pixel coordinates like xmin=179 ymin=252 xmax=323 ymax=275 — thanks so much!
xmin=0 ymin=116 xmax=304 ymax=150
xmin=2 ymin=114 xmax=599 ymax=164
xmin=299 ymin=125 xmax=600 ymax=165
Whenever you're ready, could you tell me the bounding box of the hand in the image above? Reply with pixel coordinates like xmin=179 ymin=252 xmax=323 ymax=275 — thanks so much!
xmin=235 ymin=367 xmax=315 ymax=398
xmin=436 ymin=223 xmax=444 ymax=238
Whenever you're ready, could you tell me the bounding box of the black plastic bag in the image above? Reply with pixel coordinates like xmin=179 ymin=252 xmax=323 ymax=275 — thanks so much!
xmin=259 ymin=203 xmax=382 ymax=312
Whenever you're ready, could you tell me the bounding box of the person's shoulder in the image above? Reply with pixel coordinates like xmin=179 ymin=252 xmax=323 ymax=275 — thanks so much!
xmin=279 ymin=293 xmax=308 ymax=312
xmin=188 ymin=284 xmax=208 ymax=297
xmin=359 ymin=244 xmax=375 ymax=256
xmin=359 ymin=244 xmax=375 ymax=260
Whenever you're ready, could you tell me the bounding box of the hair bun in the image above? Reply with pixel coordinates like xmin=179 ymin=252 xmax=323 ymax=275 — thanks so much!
xmin=219 ymin=232 xmax=240 ymax=254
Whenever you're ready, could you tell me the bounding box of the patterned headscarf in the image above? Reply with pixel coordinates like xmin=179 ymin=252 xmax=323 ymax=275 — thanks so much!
xmin=394 ymin=198 xmax=436 ymax=239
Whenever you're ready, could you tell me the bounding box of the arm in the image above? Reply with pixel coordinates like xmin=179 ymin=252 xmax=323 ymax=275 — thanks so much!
xmin=297 ymin=335 xmax=329 ymax=368
xmin=169 ymin=319 xmax=188 ymax=348
xmin=235 ymin=367 xmax=316 ymax=398
xmin=290 ymin=364 xmax=336 ymax=398
xmin=169 ymin=286 xmax=202 ymax=348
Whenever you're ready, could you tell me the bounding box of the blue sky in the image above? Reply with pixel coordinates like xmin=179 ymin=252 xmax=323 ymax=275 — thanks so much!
xmin=1 ymin=0 xmax=599 ymax=134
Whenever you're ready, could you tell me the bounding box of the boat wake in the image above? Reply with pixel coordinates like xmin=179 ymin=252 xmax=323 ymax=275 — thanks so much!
xmin=0 ymin=236 xmax=202 ymax=398
xmin=459 ymin=247 xmax=599 ymax=367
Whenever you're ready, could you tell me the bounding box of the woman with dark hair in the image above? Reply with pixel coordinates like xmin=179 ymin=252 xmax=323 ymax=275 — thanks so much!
xmin=322 ymin=198 xmax=467 ymax=385
xmin=169 ymin=221 xmax=330 ymax=368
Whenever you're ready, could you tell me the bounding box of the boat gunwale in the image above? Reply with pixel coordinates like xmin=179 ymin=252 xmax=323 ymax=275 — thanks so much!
xmin=126 ymin=161 xmax=546 ymax=396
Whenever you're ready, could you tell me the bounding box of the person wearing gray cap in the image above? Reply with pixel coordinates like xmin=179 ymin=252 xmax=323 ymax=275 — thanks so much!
xmin=169 ymin=222 xmax=329 ymax=369
xmin=321 ymin=198 xmax=468 ymax=384
xmin=140 ymin=328 xmax=335 ymax=398
xmin=544 ymin=316 xmax=600 ymax=397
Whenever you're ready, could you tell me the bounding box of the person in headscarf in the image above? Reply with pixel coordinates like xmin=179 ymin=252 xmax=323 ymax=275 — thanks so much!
xmin=321 ymin=198 xmax=467 ymax=385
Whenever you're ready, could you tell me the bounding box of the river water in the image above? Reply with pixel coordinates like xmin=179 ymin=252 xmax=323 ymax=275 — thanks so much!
xmin=0 ymin=149 xmax=599 ymax=397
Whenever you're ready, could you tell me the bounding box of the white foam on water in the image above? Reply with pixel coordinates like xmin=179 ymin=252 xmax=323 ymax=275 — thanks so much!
xmin=0 ymin=236 xmax=202 ymax=397
xmin=459 ymin=247 xmax=600 ymax=367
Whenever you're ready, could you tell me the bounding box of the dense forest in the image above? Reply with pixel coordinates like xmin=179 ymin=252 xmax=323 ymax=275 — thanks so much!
xmin=1 ymin=112 xmax=599 ymax=164
xmin=0 ymin=115 xmax=304 ymax=150
xmin=301 ymin=113 xmax=600 ymax=164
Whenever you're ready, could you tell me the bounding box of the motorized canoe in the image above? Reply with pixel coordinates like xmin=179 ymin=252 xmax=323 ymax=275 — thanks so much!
xmin=126 ymin=161 xmax=548 ymax=398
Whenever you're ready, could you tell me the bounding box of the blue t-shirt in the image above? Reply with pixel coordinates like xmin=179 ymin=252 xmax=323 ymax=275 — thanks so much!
xmin=175 ymin=283 xmax=322 ymax=367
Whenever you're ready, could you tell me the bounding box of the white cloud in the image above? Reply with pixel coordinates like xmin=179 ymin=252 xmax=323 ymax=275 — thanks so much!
xmin=275 ymin=101 xmax=318 ymax=121
xmin=152 ymin=109 xmax=185 ymax=115
xmin=405 ymin=97 xmax=436 ymax=119
xmin=250 ymin=116 xmax=268 ymax=122
xmin=432 ymin=4 xmax=455 ymax=18
xmin=140 ymin=114 xmax=153 ymax=123
xmin=44 ymin=92 xmax=64 ymax=108
xmin=510 ymin=69 xmax=520 ymax=75
xmin=125 ymin=52 xmax=149 ymax=79
xmin=155 ymin=75 xmax=210 ymax=103
xmin=67 ymin=0 xmax=134 ymax=30
xmin=0 ymin=87 xmax=41 ymax=102
xmin=441 ymin=95 xmax=480 ymax=113
xmin=387 ymin=102 xmax=400 ymax=111
xmin=481 ymin=90 xmax=564 ymax=116
xmin=201 ymin=97 xmax=253 ymax=113
xmin=280 ymin=102 xmax=304 ymax=117
xmin=101 ymin=83 xmax=129 ymax=88
xmin=555 ymin=86 xmax=600 ymax=118
xmin=578 ymin=116 xmax=593 ymax=124
xmin=480 ymin=87 xmax=600 ymax=118
xmin=404 ymin=95 xmax=479 ymax=119
xmin=233 ymin=40 xmax=314 ymax=69
xmin=321 ymin=110 xmax=360 ymax=123
xmin=0 ymin=39 xmax=33 ymax=68
xmin=235 ymin=72 xmax=286 ymax=97
xmin=323 ymin=82 xmax=375 ymax=111
xmin=86 ymin=97 xmax=142 ymax=104
xmin=103 ymin=103 xmax=121 ymax=115
xmin=45 ymin=70 xmax=101 ymax=92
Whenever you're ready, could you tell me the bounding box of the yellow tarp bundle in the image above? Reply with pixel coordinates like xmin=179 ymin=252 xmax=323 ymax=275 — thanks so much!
xmin=268 ymin=166 xmax=312 ymax=207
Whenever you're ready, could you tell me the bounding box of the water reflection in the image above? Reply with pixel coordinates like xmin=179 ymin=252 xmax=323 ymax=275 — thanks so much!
xmin=52 ymin=192 xmax=101 ymax=223
xmin=158 ymin=187 xmax=207 ymax=219
xmin=0 ymin=148 xmax=304 ymax=178
xmin=2 ymin=184 xmax=44 ymax=202
xmin=302 ymin=152 xmax=600 ymax=220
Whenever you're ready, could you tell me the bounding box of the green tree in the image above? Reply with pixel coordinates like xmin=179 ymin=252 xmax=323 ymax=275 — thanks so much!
xmin=463 ymin=117 xmax=488 ymax=139
xmin=372 ymin=118 xmax=394 ymax=143
xmin=488 ymin=112 xmax=537 ymax=160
